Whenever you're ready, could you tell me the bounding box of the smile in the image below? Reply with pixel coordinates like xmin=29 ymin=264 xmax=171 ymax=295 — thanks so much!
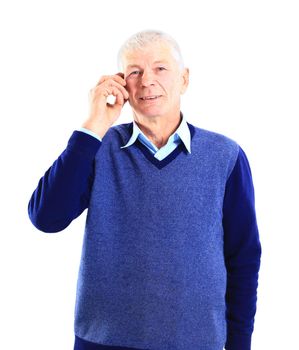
xmin=139 ymin=95 xmax=162 ymax=100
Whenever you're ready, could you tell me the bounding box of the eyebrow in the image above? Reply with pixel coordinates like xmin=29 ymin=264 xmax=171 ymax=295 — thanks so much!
xmin=126 ymin=60 xmax=169 ymax=69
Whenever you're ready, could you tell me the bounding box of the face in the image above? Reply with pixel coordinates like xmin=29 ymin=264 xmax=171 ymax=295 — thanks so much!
xmin=123 ymin=41 xmax=189 ymax=119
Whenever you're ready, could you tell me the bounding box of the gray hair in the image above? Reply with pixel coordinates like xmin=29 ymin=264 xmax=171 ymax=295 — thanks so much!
xmin=117 ymin=29 xmax=185 ymax=73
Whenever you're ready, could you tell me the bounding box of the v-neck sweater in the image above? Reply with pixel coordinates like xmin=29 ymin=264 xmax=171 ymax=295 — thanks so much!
xmin=28 ymin=121 xmax=261 ymax=350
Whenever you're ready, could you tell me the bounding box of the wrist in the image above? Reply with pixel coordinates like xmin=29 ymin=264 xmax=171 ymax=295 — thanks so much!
xmin=81 ymin=119 xmax=111 ymax=139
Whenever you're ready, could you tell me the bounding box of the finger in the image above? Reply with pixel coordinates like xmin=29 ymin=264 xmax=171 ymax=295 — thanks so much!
xmin=114 ymin=86 xmax=128 ymax=106
xmin=116 ymin=72 xmax=125 ymax=82
xmin=104 ymin=85 xmax=125 ymax=105
xmin=114 ymin=72 xmax=127 ymax=86
xmin=114 ymin=82 xmax=129 ymax=100
xmin=114 ymin=88 xmax=124 ymax=106
xmin=97 ymin=73 xmax=126 ymax=87
xmin=93 ymin=81 xmax=128 ymax=105
xmin=98 ymin=79 xmax=129 ymax=99
xmin=105 ymin=86 xmax=124 ymax=106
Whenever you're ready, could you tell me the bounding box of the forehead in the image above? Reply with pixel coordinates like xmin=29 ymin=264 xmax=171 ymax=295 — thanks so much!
xmin=123 ymin=42 xmax=176 ymax=69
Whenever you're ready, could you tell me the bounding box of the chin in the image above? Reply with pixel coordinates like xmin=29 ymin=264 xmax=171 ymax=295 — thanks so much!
xmin=135 ymin=106 xmax=166 ymax=118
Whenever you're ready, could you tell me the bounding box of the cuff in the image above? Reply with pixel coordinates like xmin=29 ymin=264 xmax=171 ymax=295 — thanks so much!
xmin=77 ymin=127 xmax=103 ymax=142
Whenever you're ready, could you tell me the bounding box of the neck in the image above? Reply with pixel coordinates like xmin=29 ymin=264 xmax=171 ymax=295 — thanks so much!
xmin=133 ymin=110 xmax=182 ymax=149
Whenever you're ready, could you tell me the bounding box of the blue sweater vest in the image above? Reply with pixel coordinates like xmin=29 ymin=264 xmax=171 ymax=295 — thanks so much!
xmin=28 ymin=121 xmax=261 ymax=350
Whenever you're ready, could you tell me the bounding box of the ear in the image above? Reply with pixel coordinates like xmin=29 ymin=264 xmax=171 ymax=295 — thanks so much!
xmin=180 ymin=67 xmax=189 ymax=95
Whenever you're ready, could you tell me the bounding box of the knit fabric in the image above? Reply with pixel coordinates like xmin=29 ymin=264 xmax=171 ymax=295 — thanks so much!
xmin=28 ymin=119 xmax=261 ymax=350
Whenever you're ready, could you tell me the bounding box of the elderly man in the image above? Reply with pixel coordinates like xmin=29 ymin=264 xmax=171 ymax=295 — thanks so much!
xmin=28 ymin=30 xmax=261 ymax=350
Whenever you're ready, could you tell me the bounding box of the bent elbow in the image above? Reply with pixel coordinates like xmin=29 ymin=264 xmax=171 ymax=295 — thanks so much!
xmin=27 ymin=200 xmax=71 ymax=233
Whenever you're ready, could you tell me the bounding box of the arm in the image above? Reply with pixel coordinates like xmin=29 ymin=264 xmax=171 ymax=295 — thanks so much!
xmin=28 ymin=131 xmax=101 ymax=233
xmin=28 ymin=72 xmax=129 ymax=233
xmin=223 ymin=147 xmax=262 ymax=350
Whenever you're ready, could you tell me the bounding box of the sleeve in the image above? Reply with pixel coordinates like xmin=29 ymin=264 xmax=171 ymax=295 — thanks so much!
xmin=223 ymin=146 xmax=262 ymax=350
xmin=27 ymin=131 xmax=102 ymax=233
xmin=77 ymin=127 xmax=103 ymax=142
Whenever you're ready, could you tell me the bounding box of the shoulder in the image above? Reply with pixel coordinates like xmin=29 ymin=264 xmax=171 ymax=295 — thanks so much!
xmin=189 ymin=122 xmax=239 ymax=155
xmin=111 ymin=122 xmax=133 ymax=134
xmin=188 ymin=122 xmax=238 ymax=150
xmin=188 ymin=122 xmax=242 ymax=178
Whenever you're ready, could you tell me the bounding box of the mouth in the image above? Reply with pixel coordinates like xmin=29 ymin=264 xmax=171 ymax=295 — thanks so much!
xmin=139 ymin=95 xmax=162 ymax=101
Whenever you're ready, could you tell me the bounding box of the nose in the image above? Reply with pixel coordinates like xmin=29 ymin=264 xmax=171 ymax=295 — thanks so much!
xmin=141 ymin=70 xmax=155 ymax=87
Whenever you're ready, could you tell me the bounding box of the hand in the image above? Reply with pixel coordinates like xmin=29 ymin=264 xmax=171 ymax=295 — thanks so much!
xmin=81 ymin=72 xmax=129 ymax=138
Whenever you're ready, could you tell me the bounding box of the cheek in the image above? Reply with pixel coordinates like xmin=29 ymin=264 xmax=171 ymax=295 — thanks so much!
xmin=125 ymin=82 xmax=131 ymax=92
xmin=167 ymin=82 xmax=181 ymax=99
xmin=161 ymin=77 xmax=179 ymax=93
xmin=125 ymin=81 xmax=137 ymax=95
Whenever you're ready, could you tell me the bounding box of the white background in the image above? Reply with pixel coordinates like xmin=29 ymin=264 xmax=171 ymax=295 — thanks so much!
xmin=0 ymin=1 xmax=298 ymax=349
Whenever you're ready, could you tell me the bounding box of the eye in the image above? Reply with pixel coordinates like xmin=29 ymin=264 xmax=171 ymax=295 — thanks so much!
xmin=130 ymin=70 xmax=140 ymax=75
xmin=158 ymin=67 xmax=166 ymax=71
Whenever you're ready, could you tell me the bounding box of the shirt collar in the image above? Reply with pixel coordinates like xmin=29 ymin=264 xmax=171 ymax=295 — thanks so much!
xmin=120 ymin=111 xmax=191 ymax=154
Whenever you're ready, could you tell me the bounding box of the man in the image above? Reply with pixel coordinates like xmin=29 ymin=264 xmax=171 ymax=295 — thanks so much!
xmin=28 ymin=29 xmax=261 ymax=350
